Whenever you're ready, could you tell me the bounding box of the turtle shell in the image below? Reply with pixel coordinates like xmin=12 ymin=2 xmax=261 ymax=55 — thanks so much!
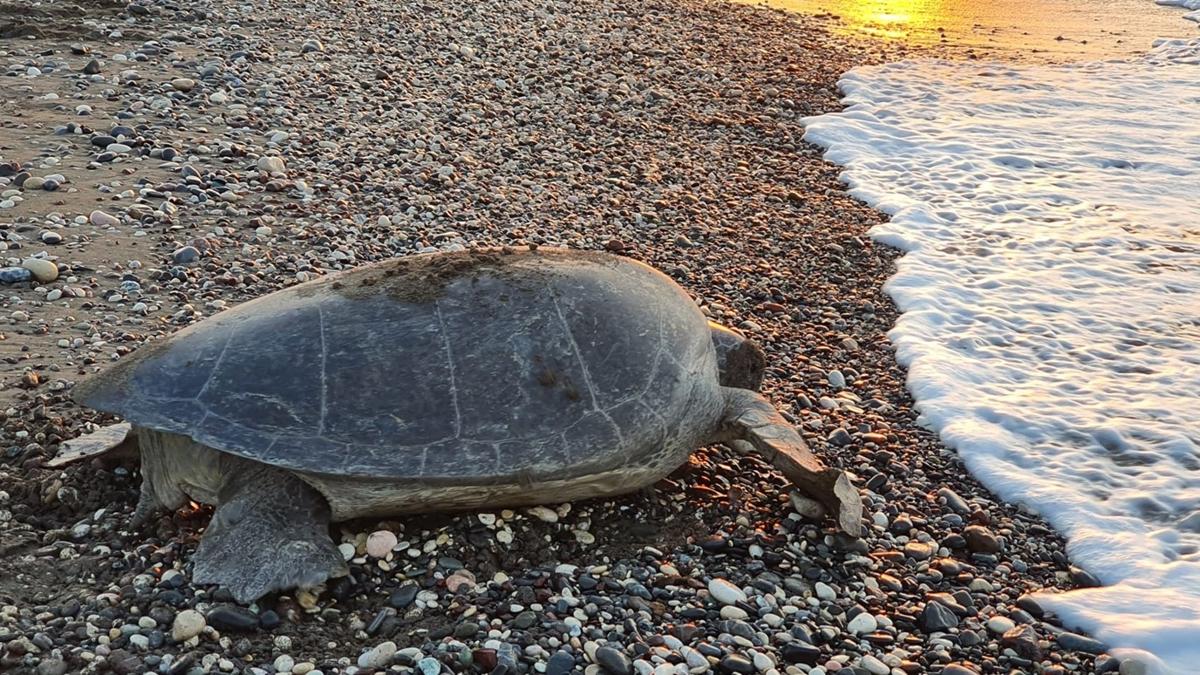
xmin=75 ymin=248 xmax=725 ymax=482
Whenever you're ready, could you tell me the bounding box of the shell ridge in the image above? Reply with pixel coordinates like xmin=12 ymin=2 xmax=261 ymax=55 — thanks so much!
xmin=433 ymin=300 xmax=463 ymax=439
xmin=608 ymin=296 xmax=667 ymax=410
xmin=316 ymin=306 xmax=329 ymax=435
xmin=636 ymin=398 xmax=670 ymax=443
xmin=193 ymin=331 xmax=235 ymax=404
xmin=228 ymin=391 xmax=307 ymax=426
xmin=339 ymin=442 xmax=356 ymax=473
xmin=551 ymin=296 xmax=600 ymax=411
xmin=597 ymin=409 xmax=625 ymax=450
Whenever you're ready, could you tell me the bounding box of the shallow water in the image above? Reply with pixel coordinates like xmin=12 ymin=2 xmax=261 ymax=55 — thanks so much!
xmin=740 ymin=0 xmax=1199 ymax=58
xmin=802 ymin=37 xmax=1200 ymax=675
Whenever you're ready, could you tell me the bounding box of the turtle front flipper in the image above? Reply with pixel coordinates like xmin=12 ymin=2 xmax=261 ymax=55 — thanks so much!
xmin=193 ymin=458 xmax=347 ymax=604
xmin=718 ymin=387 xmax=864 ymax=537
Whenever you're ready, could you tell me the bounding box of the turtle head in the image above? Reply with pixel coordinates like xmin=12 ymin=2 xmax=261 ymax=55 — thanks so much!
xmin=709 ymin=321 xmax=767 ymax=391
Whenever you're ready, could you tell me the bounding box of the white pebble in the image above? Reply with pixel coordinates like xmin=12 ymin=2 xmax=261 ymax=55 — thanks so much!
xmin=22 ymin=258 xmax=58 ymax=283
xmin=719 ymin=605 xmax=748 ymax=620
xmin=707 ymin=578 xmax=747 ymax=605
xmin=258 ymin=156 xmax=287 ymax=174
xmin=171 ymin=610 xmax=205 ymax=641
xmin=847 ymin=613 xmax=878 ymax=635
xmin=357 ymin=641 xmax=397 ymax=669
xmin=987 ymin=616 xmax=1016 ymax=633
xmin=858 ymin=655 xmax=889 ymax=675
xmin=90 ymin=210 xmax=120 ymax=227
xmin=527 ymin=505 xmax=558 ymax=523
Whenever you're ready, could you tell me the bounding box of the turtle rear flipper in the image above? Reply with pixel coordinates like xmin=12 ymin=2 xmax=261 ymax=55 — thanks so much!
xmin=720 ymin=387 xmax=863 ymax=537
xmin=193 ymin=458 xmax=347 ymax=604
xmin=48 ymin=422 xmax=136 ymax=468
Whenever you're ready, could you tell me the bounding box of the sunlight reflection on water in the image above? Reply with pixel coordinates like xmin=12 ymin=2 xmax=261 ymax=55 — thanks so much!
xmin=738 ymin=0 xmax=1199 ymax=58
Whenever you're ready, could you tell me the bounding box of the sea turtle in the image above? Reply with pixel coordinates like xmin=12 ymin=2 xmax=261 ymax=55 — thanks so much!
xmin=66 ymin=247 xmax=862 ymax=603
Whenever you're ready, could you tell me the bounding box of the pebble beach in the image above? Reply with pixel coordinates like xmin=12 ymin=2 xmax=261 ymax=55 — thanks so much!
xmin=0 ymin=0 xmax=1122 ymax=674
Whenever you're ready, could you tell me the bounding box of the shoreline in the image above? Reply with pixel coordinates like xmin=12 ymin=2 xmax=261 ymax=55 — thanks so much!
xmin=0 ymin=0 xmax=1116 ymax=674
xmin=737 ymin=0 xmax=1200 ymax=63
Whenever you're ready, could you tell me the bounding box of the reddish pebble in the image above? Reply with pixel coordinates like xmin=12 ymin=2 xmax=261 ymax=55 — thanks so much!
xmin=365 ymin=530 xmax=397 ymax=557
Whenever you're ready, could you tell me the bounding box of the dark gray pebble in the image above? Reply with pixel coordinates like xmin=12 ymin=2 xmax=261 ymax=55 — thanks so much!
xmin=389 ymin=584 xmax=418 ymax=609
xmin=545 ymin=650 xmax=576 ymax=675
xmin=720 ymin=655 xmax=755 ymax=674
xmin=0 ymin=267 xmax=33 ymax=284
xmin=920 ymin=601 xmax=959 ymax=632
xmin=1069 ymin=565 xmax=1102 ymax=588
xmin=957 ymin=630 xmax=982 ymax=647
xmin=512 ymin=611 xmax=537 ymax=629
xmin=172 ymin=246 xmax=201 ymax=264
xmin=697 ymin=644 xmax=724 ymax=658
xmin=366 ymin=607 xmax=394 ymax=636
xmin=780 ymin=642 xmax=821 ymax=665
xmin=828 ymin=428 xmax=852 ymax=446
xmin=107 ymin=649 xmax=142 ymax=675
xmin=258 ymin=610 xmax=281 ymax=630
xmin=1055 ymin=631 xmax=1106 ymax=654
xmin=594 ymin=646 xmax=632 ymax=675
xmin=937 ymin=487 xmax=971 ymax=514
xmin=1015 ymin=595 xmax=1045 ymax=618
xmin=204 ymin=606 xmax=258 ymax=632
xmin=35 ymin=658 xmax=69 ymax=675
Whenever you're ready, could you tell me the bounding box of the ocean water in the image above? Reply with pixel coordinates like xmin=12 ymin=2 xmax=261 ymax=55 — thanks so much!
xmin=802 ymin=38 xmax=1200 ymax=674
xmin=1158 ymin=0 xmax=1200 ymax=22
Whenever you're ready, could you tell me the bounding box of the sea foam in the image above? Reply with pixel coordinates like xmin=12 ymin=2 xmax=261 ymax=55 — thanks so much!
xmin=802 ymin=39 xmax=1200 ymax=674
